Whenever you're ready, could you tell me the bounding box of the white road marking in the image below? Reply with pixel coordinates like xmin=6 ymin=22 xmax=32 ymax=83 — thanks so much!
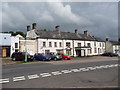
xmin=28 ymin=74 xmax=39 ymax=79
xmin=94 ymin=66 xmax=102 ymax=69
xmin=99 ymin=65 xmax=105 ymax=68
xmin=108 ymin=64 xmax=115 ymax=67
xmin=40 ymin=73 xmax=51 ymax=77
xmin=13 ymin=76 xmax=25 ymax=82
xmin=81 ymin=68 xmax=89 ymax=71
xmin=61 ymin=70 xmax=72 ymax=73
xmin=103 ymin=65 xmax=110 ymax=68
xmin=113 ymin=64 xmax=118 ymax=67
xmin=79 ymin=68 xmax=86 ymax=70
xmin=51 ymin=71 xmax=62 ymax=75
xmin=87 ymin=67 xmax=96 ymax=70
xmin=71 ymin=69 xmax=81 ymax=72
xmin=0 ymin=78 xmax=9 ymax=84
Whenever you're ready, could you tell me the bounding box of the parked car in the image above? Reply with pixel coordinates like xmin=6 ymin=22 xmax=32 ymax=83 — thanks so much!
xmin=11 ymin=52 xmax=33 ymax=61
xmin=33 ymin=53 xmax=51 ymax=61
xmin=101 ymin=52 xmax=118 ymax=57
xmin=57 ymin=53 xmax=71 ymax=60
xmin=47 ymin=52 xmax=62 ymax=61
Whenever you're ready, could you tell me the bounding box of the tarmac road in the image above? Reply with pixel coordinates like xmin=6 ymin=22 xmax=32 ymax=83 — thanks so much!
xmin=1 ymin=56 xmax=119 ymax=88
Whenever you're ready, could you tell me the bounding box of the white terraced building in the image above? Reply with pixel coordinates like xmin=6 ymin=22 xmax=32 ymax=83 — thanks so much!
xmin=20 ymin=23 xmax=105 ymax=57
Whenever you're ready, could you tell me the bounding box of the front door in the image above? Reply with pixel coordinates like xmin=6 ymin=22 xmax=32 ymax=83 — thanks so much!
xmin=2 ymin=48 xmax=6 ymax=57
xmin=76 ymin=50 xmax=81 ymax=57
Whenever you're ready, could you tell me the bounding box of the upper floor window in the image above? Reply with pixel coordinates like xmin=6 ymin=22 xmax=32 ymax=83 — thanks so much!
xmin=102 ymin=43 xmax=104 ymax=47
xmin=54 ymin=42 xmax=57 ymax=47
xmin=94 ymin=42 xmax=96 ymax=46
xmin=87 ymin=43 xmax=91 ymax=47
xmin=43 ymin=42 xmax=46 ymax=47
xmin=78 ymin=43 xmax=81 ymax=47
xmin=59 ymin=42 xmax=62 ymax=47
xmin=4 ymin=37 xmax=6 ymax=39
xmin=15 ymin=43 xmax=18 ymax=48
xmin=66 ymin=42 xmax=70 ymax=47
xmin=100 ymin=43 xmax=101 ymax=47
xmin=49 ymin=42 xmax=52 ymax=47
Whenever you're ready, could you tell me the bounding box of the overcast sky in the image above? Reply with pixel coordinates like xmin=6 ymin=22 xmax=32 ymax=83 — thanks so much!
xmin=1 ymin=2 xmax=118 ymax=41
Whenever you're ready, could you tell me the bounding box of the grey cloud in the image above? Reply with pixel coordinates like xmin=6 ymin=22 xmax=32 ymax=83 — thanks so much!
xmin=2 ymin=2 xmax=118 ymax=41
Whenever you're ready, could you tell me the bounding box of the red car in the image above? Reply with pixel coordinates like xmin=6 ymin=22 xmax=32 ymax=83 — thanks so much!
xmin=57 ymin=53 xmax=71 ymax=60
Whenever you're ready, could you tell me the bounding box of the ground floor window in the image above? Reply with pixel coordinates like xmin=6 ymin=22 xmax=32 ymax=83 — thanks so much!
xmin=94 ymin=47 xmax=97 ymax=53
xmin=45 ymin=50 xmax=50 ymax=55
xmin=87 ymin=49 xmax=92 ymax=54
xmin=56 ymin=50 xmax=63 ymax=53
xmin=66 ymin=50 xmax=71 ymax=55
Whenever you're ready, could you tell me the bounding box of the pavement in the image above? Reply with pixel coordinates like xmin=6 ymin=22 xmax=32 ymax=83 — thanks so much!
xmin=1 ymin=56 xmax=119 ymax=65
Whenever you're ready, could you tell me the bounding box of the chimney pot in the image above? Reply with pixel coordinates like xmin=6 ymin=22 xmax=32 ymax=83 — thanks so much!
xmin=55 ymin=25 xmax=60 ymax=31
xmin=27 ymin=25 xmax=31 ymax=31
xmin=75 ymin=29 xmax=78 ymax=34
xmin=106 ymin=38 xmax=109 ymax=41
xmin=32 ymin=23 xmax=36 ymax=29
xmin=84 ymin=30 xmax=88 ymax=36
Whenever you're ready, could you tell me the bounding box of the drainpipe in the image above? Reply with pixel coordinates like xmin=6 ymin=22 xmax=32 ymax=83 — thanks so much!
xmin=72 ymin=40 xmax=74 ymax=57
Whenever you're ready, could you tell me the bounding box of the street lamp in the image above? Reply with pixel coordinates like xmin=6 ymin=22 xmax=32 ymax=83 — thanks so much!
xmin=24 ymin=37 xmax=27 ymax=62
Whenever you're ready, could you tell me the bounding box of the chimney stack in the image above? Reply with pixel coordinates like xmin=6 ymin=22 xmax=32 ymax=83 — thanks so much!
xmin=75 ymin=29 xmax=78 ymax=34
xmin=84 ymin=30 xmax=88 ymax=36
xmin=106 ymin=38 xmax=109 ymax=41
xmin=32 ymin=23 xmax=36 ymax=29
xmin=27 ymin=25 xmax=31 ymax=31
xmin=55 ymin=25 xmax=60 ymax=31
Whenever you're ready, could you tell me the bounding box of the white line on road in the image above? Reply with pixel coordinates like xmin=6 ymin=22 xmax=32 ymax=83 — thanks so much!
xmin=40 ymin=73 xmax=51 ymax=77
xmin=94 ymin=66 xmax=102 ymax=69
xmin=87 ymin=67 xmax=96 ymax=70
xmin=103 ymin=65 xmax=110 ymax=68
xmin=61 ymin=70 xmax=72 ymax=73
xmin=0 ymin=78 xmax=9 ymax=84
xmin=51 ymin=71 xmax=62 ymax=75
xmin=13 ymin=76 xmax=25 ymax=82
xmin=81 ymin=68 xmax=89 ymax=71
xmin=71 ymin=69 xmax=81 ymax=72
xmin=79 ymin=68 xmax=86 ymax=71
xmin=28 ymin=74 xmax=39 ymax=79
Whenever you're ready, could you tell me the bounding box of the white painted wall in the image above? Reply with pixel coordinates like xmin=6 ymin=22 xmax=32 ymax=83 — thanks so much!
xmin=0 ymin=33 xmax=11 ymax=46
xmin=113 ymin=45 xmax=119 ymax=54
xmin=11 ymin=36 xmax=19 ymax=55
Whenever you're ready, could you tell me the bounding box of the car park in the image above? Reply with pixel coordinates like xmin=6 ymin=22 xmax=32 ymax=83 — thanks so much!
xmin=11 ymin=52 xmax=33 ymax=61
xmin=57 ymin=53 xmax=71 ymax=60
xmin=33 ymin=53 xmax=51 ymax=61
xmin=47 ymin=52 xmax=62 ymax=61
xmin=101 ymin=52 xmax=118 ymax=57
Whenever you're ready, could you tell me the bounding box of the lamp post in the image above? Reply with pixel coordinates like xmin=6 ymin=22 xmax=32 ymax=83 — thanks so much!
xmin=24 ymin=37 xmax=27 ymax=62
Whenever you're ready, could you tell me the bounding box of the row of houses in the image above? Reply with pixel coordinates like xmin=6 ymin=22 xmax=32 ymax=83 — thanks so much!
xmin=0 ymin=23 xmax=119 ymax=57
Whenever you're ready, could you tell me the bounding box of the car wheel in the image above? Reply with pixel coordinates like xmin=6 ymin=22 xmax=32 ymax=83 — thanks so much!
xmin=12 ymin=57 xmax=16 ymax=61
xmin=54 ymin=57 xmax=57 ymax=61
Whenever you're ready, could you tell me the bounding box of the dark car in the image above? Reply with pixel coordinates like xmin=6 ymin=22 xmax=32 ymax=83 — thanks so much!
xmin=47 ymin=52 xmax=62 ymax=61
xmin=33 ymin=53 xmax=51 ymax=61
xmin=57 ymin=53 xmax=71 ymax=60
xmin=101 ymin=52 xmax=118 ymax=57
xmin=11 ymin=52 xmax=33 ymax=61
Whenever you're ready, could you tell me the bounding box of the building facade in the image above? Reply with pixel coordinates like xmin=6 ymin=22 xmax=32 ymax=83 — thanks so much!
xmin=0 ymin=33 xmax=11 ymax=57
xmin=105 ymin=39 xmax=120 ymax=55
xmin=0 ymin=33 xmax=21 ymax=57
xmin=25 ymin=23 xmax=105 ymax=57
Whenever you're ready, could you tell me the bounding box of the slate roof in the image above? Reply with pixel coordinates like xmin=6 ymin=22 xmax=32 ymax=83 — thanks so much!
xmin=110 ymin=41 xmax=120 ymax=45
xmin=35 ymin=30 xmax=104 ymax=42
